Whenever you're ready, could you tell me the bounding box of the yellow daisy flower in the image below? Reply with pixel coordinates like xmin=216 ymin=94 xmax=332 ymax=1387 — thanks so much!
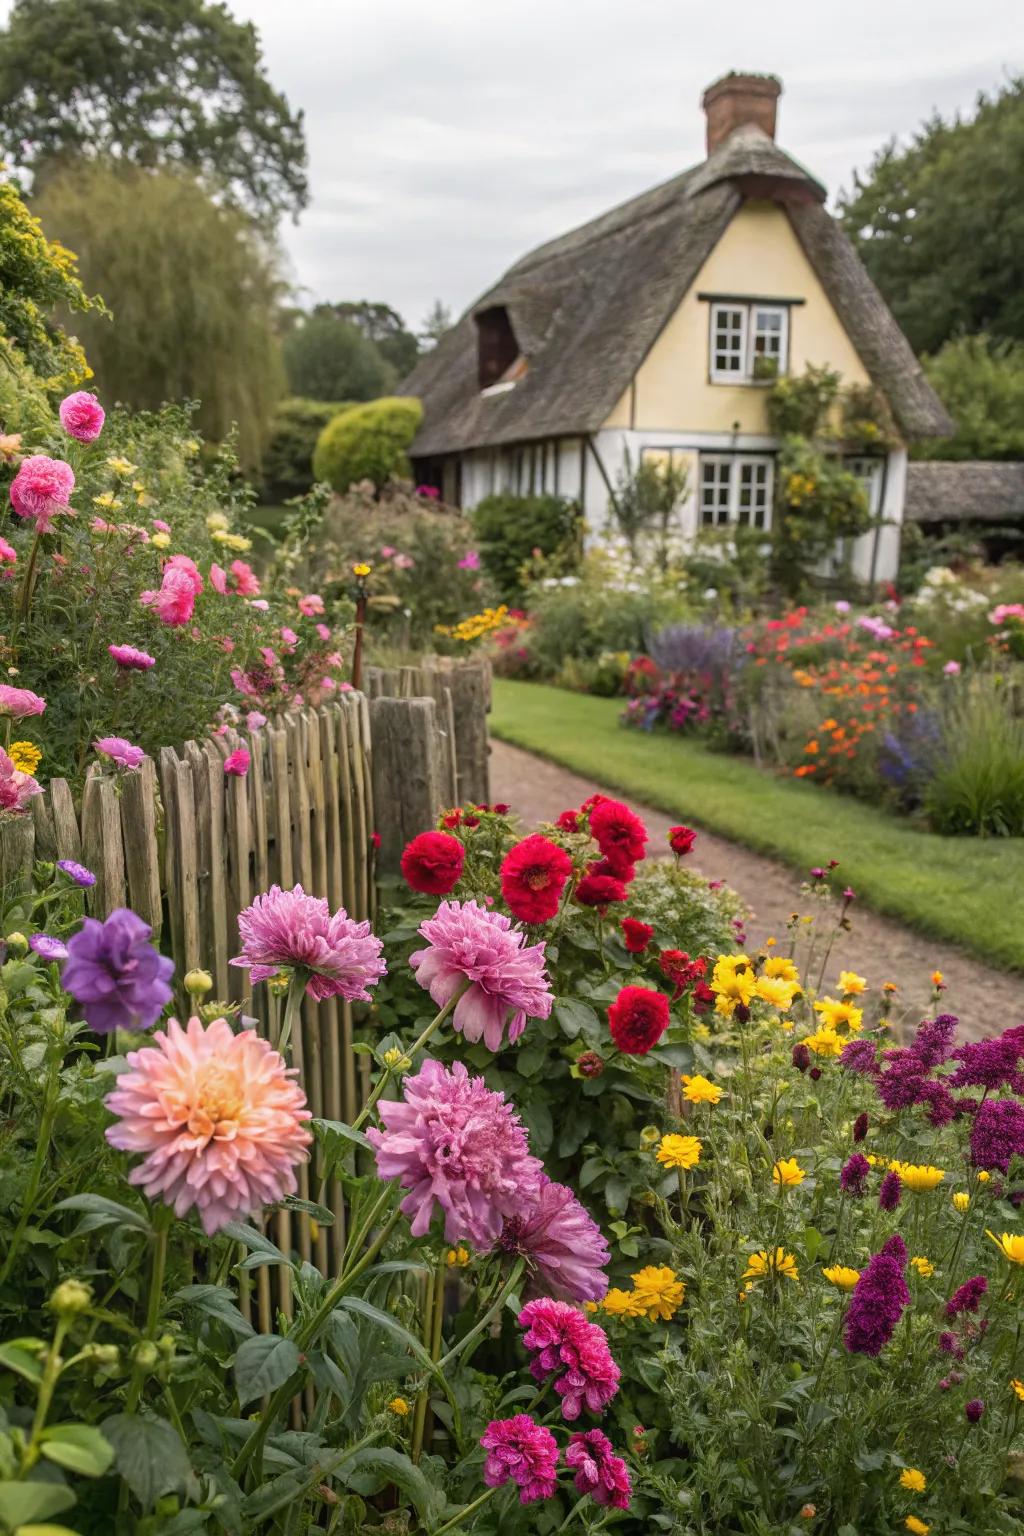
xmin=105 ymin=456 xmax=137 ymax=476
xmin=151 ymin=531 xmax=171 ymax=549
xmin=681 ymin=1074 xmax=722 ymax=1105
xmin=952 ymin=1192 xmax=970 ymax=1213
xmin=812 ymin=996 xmax=863 ymax=1034
xmin=755 ymin=975 xmax=801 ymax=1011
xmin=910 ymin=1256 xmax=934 ymax=1278
xmin=742 ymin=1248 xmax=799 ymax=1283
xmin=9 ymin=740 xmax=41 ymax=775
xmin=905 ymin=1519 xmax=930 ymax=1535
xmin=837 ymin=970 xmax=867 ymax=996
xmin=1011 ymin=1379 xmax=1024 ymax=1402
xmin=899 ymin=1468 xmax=926 ymax=1493
xmin=890 ymin=1163 xmax=944 ymax=1193
xmin=763 ymin=954 xmax=799 ymax=983
xmin=772 ymin=1157 xmax=806 ymax=1188
xmin=822 ymin=1265 xmax=860 ymax=1290
xmin=978 ymin=1171 xmax=991 ymax=1183
xmin=387 ymin=1396 xmax=410 ymax=1416
xmin=92 ymin=491 xmax=122 ymax=511
xmin=655 ymin=1134 xmax=702 ymax=1171
xmin=803 ymin=1027 xmax=843 ymax=1058
xmin=599 ymin=1288 xmax=645 ymax=1318
xmin=987 ymin=1230 xmax=1024 ymax=1265
xmin=628 ymin=1265 xmax=685 ymax=1321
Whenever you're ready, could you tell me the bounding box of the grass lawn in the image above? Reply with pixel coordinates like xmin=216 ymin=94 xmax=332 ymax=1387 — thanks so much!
xmin=491 ymin=679 xmax=1024 ymax=972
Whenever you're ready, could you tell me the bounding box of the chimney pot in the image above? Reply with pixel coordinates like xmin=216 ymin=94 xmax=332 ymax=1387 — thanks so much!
xmin=702 ymin=72 xmax=782 ymax=155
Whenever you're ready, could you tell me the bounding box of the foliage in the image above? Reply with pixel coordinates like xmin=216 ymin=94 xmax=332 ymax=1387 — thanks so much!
xmin=766 ymin=363 xmax=840 ymax=439
xmin=0 ymin=170 xmax=102 ymax=394
xmin=322 ymin=301 xmax=420 ymax=378
xmin=917 ymin=335 xmax=1024 ymax=461
xmin=839 ymin=76 xmax=1024 ymax=353
xmin=312 ymin=397 xmax=423 ymax=494
xmin=282 ymin=313 xmax=398 ymax=404
xmin=924 ymin=678 xmax=1024 ymax=836
xmin=33 ymin=160 xmax=285 ymax=472
xmin=259 ymin=397 xmax=353 ymax=503
xmin=471 ymin=492 xmax=583 ymax=602
xmin=611 ymin=448 xmax=690 ymax=562
xmin=420 ymin=298 xmax=453 ymax=347
xmin=621 ymin=623 xmax=747 ymax=745
xmin=772 ymin=435 xmax=871 ymax=598
xmin=0 ymin=0 xmax=308 ymax=223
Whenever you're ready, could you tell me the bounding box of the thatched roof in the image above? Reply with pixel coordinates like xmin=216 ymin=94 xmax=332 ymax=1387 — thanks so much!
xmin=905 ymin=461 xmax=1024 ymax=524
xmin=403 ymin=125 xmax=951 ymax=456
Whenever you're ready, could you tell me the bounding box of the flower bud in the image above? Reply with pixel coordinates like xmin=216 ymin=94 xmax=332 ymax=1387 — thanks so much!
xmin=639 ymin=1125 xmax=661 ymax=1147
xmin=382 ymin=1047 xmax=411 ymax=1072
xmin=184 ymin=968 xmax=213 ymax=998
xmin=80 ymin=1342 xmax=119 ymax=1367
xmin=5 ymin=931 xmax=28 ymax=958
xmin=133 ymin=1340 xmax=159 ymax=1369
xmin=267 ymin=972 xmax=291 ymax=996
xmin=575 ymin=1050 xmax=604 ymax=1079
xmin=49 ymin=1279 xmax=92 ymax=1316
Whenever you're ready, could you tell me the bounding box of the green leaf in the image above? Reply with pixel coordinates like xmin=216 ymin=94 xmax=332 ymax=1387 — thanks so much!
xmin=513 ymin=1042 xmax=547 ymax=1078
xmin=520 ymin=1098 xmax=553 ymax=1154
xmin=802 ymin=1226 xmax=825 ymax=1264
xmin=0 ymin=1343 xmax=44 ymax=1383
xmin=579 ymin=1156 xmax=606 ymax=1188
xmin=554 ymin=998 xmax=599 ymax=1040
xmin=39 ymin=1424 xmax=114 ymax=1477
xmin=277 ymin=1195 xmax=335 ymax=1225
xmin=52 ymin=1194 xmax=151 ymax=1235
xmin=102 ymin=1414 xmax=193 ymax=1511
xmin=311 ymin=1117 xmax=372 ymax=1154
xmin=0 ymin=1484 xmax=76 ymax=1529
xmin=604 ymin=1175 xmax=630 ymax=1214
xmin=342 ymin=1445 xmax=445 ymax=1521
xmin=233 ymin=1334 xmax=302 ymax=1407
xmin=171 ymin=1284 xmax=254 ymax=1339
xmin=221 ymin=1222 xmax=288 ymax=1259
xmin=334 ymin=1297 xmax=435 ymax=1372
xmin=14 ymin=1524 xmax=83 ymax=1536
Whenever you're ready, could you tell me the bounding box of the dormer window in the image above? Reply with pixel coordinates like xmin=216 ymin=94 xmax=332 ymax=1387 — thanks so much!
xmin=708 ymin=299 xmax=790 ymax=383
xmin=475 ymin=305 xmax=520 ymax=390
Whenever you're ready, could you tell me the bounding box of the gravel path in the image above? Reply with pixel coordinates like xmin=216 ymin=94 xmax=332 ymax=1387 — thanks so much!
xmin=490 ymin=737 xmax=1019 ymax=1042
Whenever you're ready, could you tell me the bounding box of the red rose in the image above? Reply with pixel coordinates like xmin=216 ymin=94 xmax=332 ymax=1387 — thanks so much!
xmin=608 ymin=985 xmax=670 ymax=1055
xmin=575 ymin=873 xmax=628 ymax=911
xmin=692 ymin=981 xmax=715 ymax=1014
xmin=668 ymin=825 xmax=697 ymax=857
xmin=589 ymin=855 xmax=635 ymax=884
xmin=589 ymin=798 xmax=648 ymax=865
xmin=500 ymin=833 xmax=573 ymax=923
xmin=441 ymin=808 xmax=463 ymax=829
xmin=579 ymin=793 xmax=609 ymax=813
xmin=556 ymin=809 xmax=581 ymax=832
xmin=621 ymin=918 xmax=654 ymax=954
xmin=400 ymin=831 xmax=465 ymax=895
xmin=492 ymin=802 xmax=511 ymax=815
xmin=659 ymin=949 xmax=707 ymax=999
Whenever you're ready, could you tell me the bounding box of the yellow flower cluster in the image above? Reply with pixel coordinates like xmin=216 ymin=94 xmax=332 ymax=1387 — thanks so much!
xmin=743 ymin=1248 xmax=799 ymax=1283
xmin=598 ymin=1266 xmax=686 ymax=1321
xmin=211 ymin=528 xmax=252 ymax=554
xmin=910 ymin=1255 xmax=935 ymax=1278
xmin=889 ymin=1162 xmax=945 ymax=1193
xmin=822 ymin=1264 xmax=860 ymax=1290
xmin=434 ymin=605 xmax=510 ymax=644
xmin=681 ymin=1074 xmax=722 ymax=1105
xmin=655 ymin=1134 xmax=702 ymax=1171
xmin=446 ymin=1245 xmax=470 ymax=1268
xmin=9 ymin=741 xmax=41 ymax=775
xmin=813 ymin=996 xmax=863 ymax=1033
xmin=711 ymin=952 xmax=801 ymax=1020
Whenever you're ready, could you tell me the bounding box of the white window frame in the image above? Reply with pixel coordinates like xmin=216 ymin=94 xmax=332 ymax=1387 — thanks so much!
xmin=699 ymin=453 xmax=774 ymax=531
xmin=709 ymin=303 xmax=748 ymax=382
xmin=709 ymin=301 xmax=790 ymax=384
xmin=846 ymin=456 xmax=885 ymax=516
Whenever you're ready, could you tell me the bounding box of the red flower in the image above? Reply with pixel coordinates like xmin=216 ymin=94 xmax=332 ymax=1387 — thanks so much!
xmin=575 ymin=873 xmax=628 ymax=911
xmin=607 ymin=986 xmax=670 ymax=1055
xmin=400 ymin=831 xmax=465 ymax=895
xmin=441 ymin=808 xmax=463 ymax=829
xmin=668 ymin=825 xmax=697 ymax=857
xmin=371 ymin=831 xmax=381 ymax=850
xmin=659 ymin=949 xmax=707 ymax=999
xmin=580 ymin=793 xmax=608 ymax=813
xmin=556 ymin=810 xmax=581 ymax=832
xmin=691 ymin=981 xmax=715 ymax=1014
xmin=492 ymin=802 xmax=511 ymax=815
xmin=589 ymin=799 xmax=648 ymax=866
xmin=500 ymin=834 xmax=573 ymax=923
xmin=589 ymin=854 xmax=635 ymax=884
xmin=576 ymin=1050 xmax=605 ymax=1079
xmin=621 ymin=918 xmax=654 ymax=954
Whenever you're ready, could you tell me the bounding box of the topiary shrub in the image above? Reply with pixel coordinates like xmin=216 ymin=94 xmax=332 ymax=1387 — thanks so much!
xmin=260 ymin=396 xmax=354 ymax=502
xmin=312 ymin=396 xmax=423 ymax=493
xmin=471 ymin=492 xmax=583 ymax=600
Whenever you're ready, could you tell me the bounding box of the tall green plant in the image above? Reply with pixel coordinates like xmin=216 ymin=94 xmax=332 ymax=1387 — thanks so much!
xmin=925 ymin=680 xmax=1024 ymax=835
xmin=612 ymin=447 xmax=690 ymax=564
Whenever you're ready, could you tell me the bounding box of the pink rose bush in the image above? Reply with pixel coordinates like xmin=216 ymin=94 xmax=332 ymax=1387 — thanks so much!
xmin=9 ymin=454 xmax=75 ymax=530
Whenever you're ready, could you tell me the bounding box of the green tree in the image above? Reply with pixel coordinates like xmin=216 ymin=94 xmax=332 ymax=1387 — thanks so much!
xmin=420 ymin=298 xmax=453 ymax=347
xmin=283 ymin=312 xmax=397 ymax=402
xmin=612 ymin=447 xmax=690 ymax=563
xmin=839 ymin=78 xmax=1024 ymax=354
xmin=33 ymin=159 xmax=284 ymax=469
xmin=916 ymin=334 xmax=1024 ymax=460
xmin=0 ymin=0 xmax=307 ymax=224
xmin=323 ymin=301 xmax=420 ymax=377
xmin=312 ymin=397 xmax=423 ymax=493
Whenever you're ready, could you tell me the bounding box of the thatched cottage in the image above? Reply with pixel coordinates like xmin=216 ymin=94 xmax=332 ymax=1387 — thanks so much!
xmin=402 ymin=72 xmax=952 ymax=583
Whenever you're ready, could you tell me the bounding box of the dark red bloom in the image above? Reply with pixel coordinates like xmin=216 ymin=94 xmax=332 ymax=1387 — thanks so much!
xmin=580 ymin=793 xmax=608 ymax=814
xmin=575 ymin=874 xmax=628 ymax=911
xmin=692 ymin=981 xmax=715 ymax=1014
xmin=607 ymin=985 xmax=670 ymax=1056
xmin=658 ymin=949 xmax=707 ymax=1000
xmin=621 ymin=918 xmax=654 ymax=954
xmin=556 ymin=810 xmax=582 ymax=832
xmin=576 ymin=1051 xmax=605 ymax=1079
xmin=945 ymin=1276 xmax=987 ymax=1319
xmin=589 ymin=799 xmax=648 ymax=867
xmin=492 ymin=803 xmax=511 ymax=815
xmin=878 ymin=1169 xmax=902 ymax=1211
xmin=500 ymin=834 xmax=573 ymax=924
xmin=792 ymin=1043 xmax=811 ymax=1072
xmin=853 ymin=1111 xmax=869 ymax=1142
xmin=668 ymin=825 xmax=697 ymax=857
xmin=400 ymin=831 xmax=465 ymax=895
xmin=590 ymin=854 xmax=635 ymax=883
xmin=840 ymin=1152 xmax=870 ymax=1196
xmin=965 ymin=1399 xmax=985 ymax=1423
xmin=441 ymin=808 xmax=463 ymax=830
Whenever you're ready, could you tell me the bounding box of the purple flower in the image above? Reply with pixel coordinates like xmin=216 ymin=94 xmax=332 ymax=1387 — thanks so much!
xmin=878 ymin=1169 xmax=902 ymax=1211
xmin=853 ymin=1112 xmax=869 ymax=1143
xmin=969 ymin=1099 xmax=1024 ymax=1173
xmin=409 ymin=899 xmax=553 ymax=1051
xmin=57 ymin=859 xmax=96 ymax=888
xmin=565 ymin=1429 xmax=632 ymax=1510
xmin=840 ymin=1039 xmax=877 ymax=1075
xmin=367 ymin=1059 xmax=541 ymax=1246
xmin=843 ymin=1234 xmax=910 ymax=1357
xmin=792 ymin=1043 xmax=810 ymax=1072
xmin=939 ymin=1330 xmax=965 ymax=1359
xmin=61 ymin=908 xmax=174 ymax=1033
xmin=965 ymin=1398 xmax=985 ymax=1423
xmin=840 ymin=1153 xmax=870 ymax=1196
xmin=232 ymin=884 xmax=385 ymax=1002
xmin=518 ymin=1298 xmax=620 ymax=1420
xmin=30 ymin=933 xmax=68 ymax=961
xmin=950 ymin=1029 xmax=1024 ymax=1093
xmin=945 ymin=1276 xmax=987 ymax=1318
xmin=480 ymin=1416 xmax=559 ymax=1504
xmin=500 ymin=1176 xmax=610 ymax=1303
xmin=913 ymin=1014 xmax=959 ymax=1067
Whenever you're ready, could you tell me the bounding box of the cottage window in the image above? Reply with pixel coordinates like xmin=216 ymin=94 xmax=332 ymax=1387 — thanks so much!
xmin=699 ymin=454 xmax=774 ymax=530
xmin=846 ymin=456 xmax=884 ymax=516
xmin=709 ymin=301 xmax=789 ymax=383
xmin=710 ymin=304 xmax=746 ymax=380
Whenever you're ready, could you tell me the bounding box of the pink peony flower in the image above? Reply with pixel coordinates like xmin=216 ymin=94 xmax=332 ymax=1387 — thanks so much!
xmin=224 ymin=747 xmax=250 ymax=777
xmin=518 ymin=1298 xmax=620 ymax=1419
xmin=9 ymin=455 xmax=75 ymax=531
xmin=316 ymin=622 xmax=331 ymax=641
xmin=280 ymin=626 xmax=299 ymax=648
xmin=0 ymin=746 xmax=43 ymax=814
xmin=481 ymin=1416 xmax=559 ymax=1504
xmin=499 ymin=1176 xmax=610 ymax=1302
xmin=298 ymin=593 xmax=324 ymax=616
xmin=209 ymin=562 xmax=229 ymax=594
xmin=409 ymin=899 xmax=553 ymax=1051
xmin=232 ymin=883 xmax=385 ymax=1002
xmin=565 ymin=1430 xmax=632 ymax=1509
xmin=104 ymin=1016 xmax=312 ymax=1234
xmin=366 ymin=1058 xmax=542 ymax=1245
xmin=140 ymin=566 xmax=196 ymax=626
xmin=230 ymin=560 xmax=260 ymax=597
xmin=94 ymin=736 xmax=145 ymax=770
xmin=246 ymin=711 xmax=267 ymax=731
xmin=943 ymin=659 xmax=961 ymax=676
xmin=0 ymin=684 xmax=46 ymax=717
xmin=163 ymin=554 xmax=202 ymax=593
xmin=58 ymin=390 xmax=105 ymax=442
xmin=250 ymin=598 xmax=269 ymax=612
xmin=990 ymin=604 xmax=1024 ymax=626
xmin=108 ymin=643 xmax=156 ymax=670
xmin=152 ymin=518 xmax=172 ymax=534
xmin=0 ymin=536 xmax=16 ymax=564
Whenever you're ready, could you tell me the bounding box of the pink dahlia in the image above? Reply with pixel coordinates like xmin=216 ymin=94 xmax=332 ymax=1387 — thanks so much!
xmin=104 ymin=1016 xmax=312 ymax=1234
xmin=231 ymin=883 xmax=385 ymax=1002
xmin=164 ymin=554 xmax=203 ymax=594
xmin=209 ymin=562 xmax=229 ymax=594
xmin=9 ymin=455 xmax=75 ymax=531
xmin=480 ymin=1416 xmax=559 ymax=1504
xmin=140 ymin=566 xmax=197 ymax=626
xmin=409 ymin=899 xmax=553 ymax=1051
xmin=94 ymin=736 xmax=145 ymax=770
xmin=0 ymin=746 xmax=43 ymax=814
xmin=518 ymin=1298 xmax=620 ymax=1419
xmin=298 ymin=593 xmax=324 ymax=616
xmin=366 ymin=1058 xmax=542 ymax=1246
xmin=0 ymin=536 xmax=16 ymax=564
xmin=230 ymin=560 xmax=260 ymax=597
xmin=108 ymin=643 xmax=156 ymax=671
xmin=565 ymin=1430 xmax=632 ymax=1509
xmin=59 ymin=390 xmax=105 ymax=442
xmin=224 ymin=747 xmax=250 ymax=777
xmin=0 ymin=684 xmax=46 ymax=717
xmin=500 ymin=1176 xmax=610 ymax=1303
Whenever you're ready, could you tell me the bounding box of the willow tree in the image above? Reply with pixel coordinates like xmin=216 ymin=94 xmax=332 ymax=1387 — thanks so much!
xmin=34 ymin=160 xmax=285 ymax=469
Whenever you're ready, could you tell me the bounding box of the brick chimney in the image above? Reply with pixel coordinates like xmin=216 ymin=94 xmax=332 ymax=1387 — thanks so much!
xmin=702 ymin=72 xmax=782 ymax=155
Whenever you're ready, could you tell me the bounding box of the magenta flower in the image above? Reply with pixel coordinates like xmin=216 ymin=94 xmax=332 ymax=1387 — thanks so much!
xmin=367 ymin=1058 xmax=541 ymax=1245
xmin=480 ymin=1416 xmax=559 ymax=1504
xmin=843 ymin=1234 xmax=910 ymax=1356
xmin=840 ymin=1152 xmax=870 ymax=1196
xmin=209 ymin=562 xmax=229 ymax=594
xmin=224 ymin=747 xmax=250 ymax=777
xmin=409 ymin=899 xmax=553 ymax=1052
xmin=518 ymin=1298 xmax=620 ymax=1419
xmin=246 ymin=711 xmax=267 ymax=731
xmin=140 ymin=567 xmax=196 ymax=625
xmin=457 ymin=550 xmax=481 ymax=570
xmin=499 ymin=1176 xmax=610 ymax=1302
xmin=164 ymin=554 xmax=203 ymax=594
xmin=0 ymin=750 xmax=42 ymax=815
xmin=565 ymin=1429 xmax=632 ymax=1509
xmin=878 ymin=1169 xmax=902 ymax=1211
xmin=108 ymin=643 xmax=156 ymax=671
xmin=970 ymin=1098 xmax=1024 ymax=1172
xmin=232 ymin=883 xmax=385 ymax=1002
xmin=94 ymin=736 xmax=145 ymax=770
xmin=945 ymin=1276 xmax=987 ymax=1319
xmin=59 ymin=390 xmax=105 ymax=442
xmin=0 ymin=684 xmax=46 ymax=717
xmin=10 ymin=455 xmax=75 ymax=530
xmin=298 ymin=593 xmax=324 ymax=616
xmin=0 ymin=536 xmax=16 ymax=564
xmin=231 ymin=560 xmax=260 ymax=596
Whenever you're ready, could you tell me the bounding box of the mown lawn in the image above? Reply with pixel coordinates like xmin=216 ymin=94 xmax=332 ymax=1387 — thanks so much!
xmin=491 ymin=679 xmax=1024 ymax=972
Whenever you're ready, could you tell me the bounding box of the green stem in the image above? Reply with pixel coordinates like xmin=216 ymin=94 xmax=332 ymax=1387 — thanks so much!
xmin=412 ymin=1252 xmax=447 ymax=1464
xmin=432 ymin=1485 xmax=499 ymax=1536
xmin=352 ymin=982 xmax=468 ymax=1133
xmin=0 ymin=1037 xmax=63 ymax=1285
xmin=21 ymin=1319 xmax=68 ymax=1472
xmin=435 ymin=1260 xmax=524 ymax=1376
xmin=124 ymin=1208 xmax=172 ymax=1414
xmin=276 ymin=968 xmax=308 ymax=1061
xmin=557 ymin=1492 xmax=592 ymax=1532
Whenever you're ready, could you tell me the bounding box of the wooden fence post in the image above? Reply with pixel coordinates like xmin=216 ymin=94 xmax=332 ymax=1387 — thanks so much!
xmin=368 ymin=695 xmax=445 ymax=874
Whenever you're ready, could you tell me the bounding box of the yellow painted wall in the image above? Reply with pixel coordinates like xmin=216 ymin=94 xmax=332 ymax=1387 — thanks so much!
xmin=605 ymin=200 xmax=876 ymax=434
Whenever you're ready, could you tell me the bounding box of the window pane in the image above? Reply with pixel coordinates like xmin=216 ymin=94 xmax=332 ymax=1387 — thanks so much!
xmin=700 ymin=460 xmax=731 ymax=525
xmin=712 ymin=306 xmax=746 ymax=375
